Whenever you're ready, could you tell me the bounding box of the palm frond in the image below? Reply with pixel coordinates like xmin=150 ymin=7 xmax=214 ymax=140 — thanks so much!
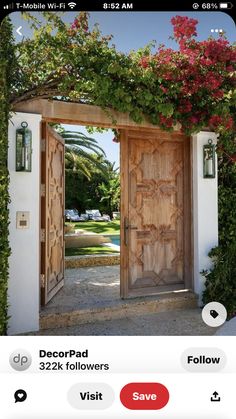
xmin=65 ymin=151 xmax=91 ymax=179
xmin=57 ymin=126 xmax=109 ymax=178
xmin=61 ymin=130 xmax=106 ymax=156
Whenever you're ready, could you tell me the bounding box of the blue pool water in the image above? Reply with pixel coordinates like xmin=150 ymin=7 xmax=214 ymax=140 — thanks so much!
xmin=107 ymin=235 xmax=120 ymax=246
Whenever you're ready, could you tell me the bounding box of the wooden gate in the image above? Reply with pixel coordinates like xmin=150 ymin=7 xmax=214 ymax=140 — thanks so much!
xmin=120 ymin=129 xmax=192 ymax=298
xmin=40 ymin=123 xmax=65 ymax=306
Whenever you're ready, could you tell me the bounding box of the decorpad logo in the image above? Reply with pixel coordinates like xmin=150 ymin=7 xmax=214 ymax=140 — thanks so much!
xmin=9 ymin=349 xmax=32 ymax=371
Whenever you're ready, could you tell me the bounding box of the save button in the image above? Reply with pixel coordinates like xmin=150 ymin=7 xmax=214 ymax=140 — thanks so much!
xmin=120 ymin=382 xmax=169 ymax=410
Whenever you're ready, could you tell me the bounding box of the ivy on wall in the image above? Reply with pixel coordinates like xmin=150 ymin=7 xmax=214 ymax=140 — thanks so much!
xmin=0 ymin=17 xmax=17 ymax=335
xmin=218 ymin=135 xmax=236 ymax=246
xmin=202 ymin=134 xmax=236 ymax=317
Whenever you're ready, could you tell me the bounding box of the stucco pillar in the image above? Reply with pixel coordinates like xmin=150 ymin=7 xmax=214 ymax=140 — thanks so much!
xmin=8 ymin=112 xmax=42 ymax=335
xmin=192 ymin=131 xmax=218 ymax=304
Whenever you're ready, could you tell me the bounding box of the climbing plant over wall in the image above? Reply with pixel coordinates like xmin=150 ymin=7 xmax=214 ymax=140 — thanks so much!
xmin=0 ymin=17 xmax=17 ymax=335
xmin=11 ymin=13 xmax=236 ymax=135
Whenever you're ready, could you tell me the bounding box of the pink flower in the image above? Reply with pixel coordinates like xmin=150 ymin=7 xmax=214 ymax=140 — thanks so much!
xmin=159 ymin=114 xmax=173 ymax=128
xmin=171 ymin=16 xmax=198 ymax=42
xmin=225 ymin=116 xmax=234 ymax=130
xmin=71 ymin=18 xmax=79 ymax=29
xmin=189 ymin=116 xmax=199 ymax=124
xmin=160 ymin=86 xmax=168 ymax=93
xmin=140 ymin=57 xmax=149 ymax=68
xmin=209 ymin=115 xmax=223 ymax=128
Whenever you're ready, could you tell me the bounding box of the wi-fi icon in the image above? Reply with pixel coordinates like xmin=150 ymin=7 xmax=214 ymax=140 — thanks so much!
xmin=68 ymin=2 xmax=77 ymax=8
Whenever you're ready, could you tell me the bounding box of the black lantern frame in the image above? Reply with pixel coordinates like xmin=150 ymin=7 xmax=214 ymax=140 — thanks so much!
xmin=16 ymin=121 xmax=32 ymax=172
xmin=203 ymin=139 xmax=216 ymax=179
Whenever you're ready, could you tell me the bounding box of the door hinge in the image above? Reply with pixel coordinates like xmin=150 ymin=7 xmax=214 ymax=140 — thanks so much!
xmin=40 ymin=228 xmax=45 ymax=242
xmin=41 ymin=138 xmax=46 ymax=152
xmin=40 ymin=184 xmax=46 ymax=197
xmin=40 ymin=274 xmax=45 ymax=288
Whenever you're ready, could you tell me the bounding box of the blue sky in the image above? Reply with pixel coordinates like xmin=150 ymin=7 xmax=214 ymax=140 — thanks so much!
xmin=10 ymin=11 xmax=236 ymax=167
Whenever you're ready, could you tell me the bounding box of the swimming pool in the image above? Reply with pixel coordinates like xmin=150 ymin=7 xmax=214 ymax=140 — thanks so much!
xmin=105 ymin=234 xmax=120 ymax=246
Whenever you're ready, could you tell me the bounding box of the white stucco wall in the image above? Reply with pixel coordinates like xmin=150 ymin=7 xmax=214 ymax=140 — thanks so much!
xmin=192 ymin=131 xmax=218 ymax=304
xmin=8 ymin=112 xmax=41 ymax=335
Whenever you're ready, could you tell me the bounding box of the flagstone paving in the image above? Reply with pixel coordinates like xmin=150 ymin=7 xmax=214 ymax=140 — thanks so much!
xmin=28 ymin=307 xmax=216 ymax=336
xmin=26 ymin=266 xmax=218 ymax=336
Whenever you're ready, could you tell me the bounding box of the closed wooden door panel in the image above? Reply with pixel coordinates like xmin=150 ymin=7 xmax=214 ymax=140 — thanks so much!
xmin=120 ymin=130 xmax=191 ymax=298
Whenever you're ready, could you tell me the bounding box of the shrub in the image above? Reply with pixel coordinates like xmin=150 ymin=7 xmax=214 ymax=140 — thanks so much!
xmin=202 ymin=244 xmax=236 ymax=317
xmin=202 ymin=134 xmax=236 ymax=317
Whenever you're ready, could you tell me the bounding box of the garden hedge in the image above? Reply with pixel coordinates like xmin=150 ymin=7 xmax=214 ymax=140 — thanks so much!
xmin=202 ymin=134 xmax=236 ymax=317
xmin=0 ymin=17 xmax=16 ymax=335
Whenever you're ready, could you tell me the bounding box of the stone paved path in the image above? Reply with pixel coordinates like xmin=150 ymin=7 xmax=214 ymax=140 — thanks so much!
xmin=33 ymin=266 xmax=218 ymax=336
xmin=41 ymin=266 xmax=120 ymax=315
xmin=30 ymin=308 xmax=216 ymax=336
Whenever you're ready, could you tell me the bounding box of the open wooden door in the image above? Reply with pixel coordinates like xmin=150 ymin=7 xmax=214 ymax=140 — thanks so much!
xmin=40 ymin=123 xmax=65 ymax=306
xmin=120 ymin=129 xmax=192 ymax=298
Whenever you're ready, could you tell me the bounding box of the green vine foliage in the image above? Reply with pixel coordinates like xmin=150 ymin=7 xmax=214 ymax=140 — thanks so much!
xmin=0 ymin=17 xmax=17 ymax=335
xmin=218 ymin=135 xmax=236 ymax=246
xmin=202 ymin=134 xmax=236 ymax=317
xmin=11 ymin=13 xmax=236 ymax=135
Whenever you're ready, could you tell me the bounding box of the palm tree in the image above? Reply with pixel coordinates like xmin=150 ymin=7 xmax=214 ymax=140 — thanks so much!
xmin=65 ymin=152 xmax=95 ymax=179
xmin=98 ymin=162 xmax=120 ymax=218
xmin=54 ymin=125 xmax=106 ymax=179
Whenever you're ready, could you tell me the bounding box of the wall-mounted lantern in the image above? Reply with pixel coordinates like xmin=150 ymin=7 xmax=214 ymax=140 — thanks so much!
xmin=203 ymin=139 xmax=215 ymax=178
xmin=16 ymin=122 xmax=32 ymax=172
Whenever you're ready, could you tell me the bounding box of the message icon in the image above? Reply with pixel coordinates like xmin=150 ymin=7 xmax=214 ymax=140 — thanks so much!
xmin=14 ymin=389 xmax=27 ymax=403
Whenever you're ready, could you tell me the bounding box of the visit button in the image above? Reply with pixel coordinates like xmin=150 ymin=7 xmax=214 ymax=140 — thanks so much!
xmin=120 ymin=382 xmax=169 ymax=410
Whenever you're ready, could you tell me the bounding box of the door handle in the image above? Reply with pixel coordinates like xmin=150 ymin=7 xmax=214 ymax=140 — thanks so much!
xmin=124 ymin=217 xmax=137 ymax=246
xmin=124 ymin=217 xmax=129 ymax=246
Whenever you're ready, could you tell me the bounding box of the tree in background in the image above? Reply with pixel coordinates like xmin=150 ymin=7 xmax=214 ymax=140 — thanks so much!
xmin=54 ymin=125 xmax=106 ymax=179
xmin=98 ymin=162 xmax=120 ymax=218
xmin=53 ymin=124 xmax=121 ymax=214
xmin=65 ymin=155 xmax=120 ymax=215
xmin=65 ymin=153 xmax=107 ymax=211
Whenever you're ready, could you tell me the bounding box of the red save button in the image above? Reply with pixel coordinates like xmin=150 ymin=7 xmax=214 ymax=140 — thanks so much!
xmin=120 ymin=382 xmax=169 ymax=410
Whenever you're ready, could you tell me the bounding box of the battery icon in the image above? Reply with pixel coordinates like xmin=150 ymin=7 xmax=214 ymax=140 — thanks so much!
xmin=219 ymin=2 xmax=233 ymax=8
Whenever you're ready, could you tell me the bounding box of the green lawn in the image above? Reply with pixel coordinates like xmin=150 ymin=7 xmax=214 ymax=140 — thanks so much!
xmin=65 ymin=245 xmax=120 ymax=256
xmin=67 ymin=220 xmax=120 ymax=235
